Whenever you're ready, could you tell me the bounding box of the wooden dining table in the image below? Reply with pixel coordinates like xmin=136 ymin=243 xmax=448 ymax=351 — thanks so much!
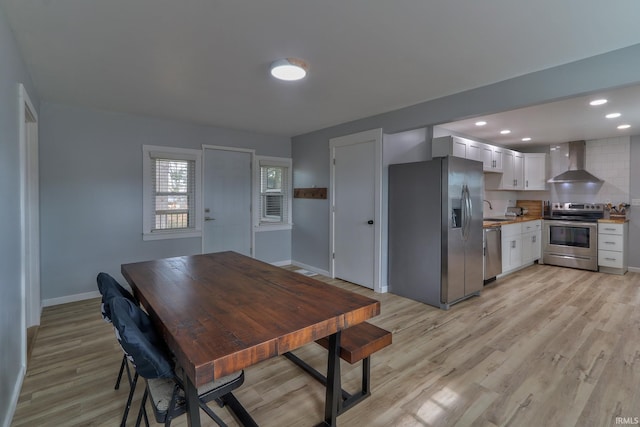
xmin=121 ymin=251 xmax=381 ymax=426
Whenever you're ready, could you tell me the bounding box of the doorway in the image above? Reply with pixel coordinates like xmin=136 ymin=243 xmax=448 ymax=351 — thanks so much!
xmin=329 ymin=129 xmax=383 ymax=290
xmin=20 ymin=84 xmax=40 ymax=331
xmin=202 ymin=146 xmax=254 ymax=256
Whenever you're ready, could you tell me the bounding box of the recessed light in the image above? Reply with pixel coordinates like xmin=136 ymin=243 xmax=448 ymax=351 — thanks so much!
xmin=606 ymin=113 xmax=621 ymax=119
xmin=500 ymin=130 xmax=511 ymax=135
xmin=270 ymin=58 xmax=309 ymax=81
xmin=589 ymin=99 xmax=607 ymax=106
xmin=617 ymin=124 xmax=631 ymax=129
xmin=475 ymin=121 xmax=487 ymax=126
xmin=521 ymin=137 xmax=532 ymax=142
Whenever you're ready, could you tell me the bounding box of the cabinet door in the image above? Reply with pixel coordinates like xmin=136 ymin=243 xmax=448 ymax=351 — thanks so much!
xmin=482 ymin=145 xmax=494 ymax=171
xmin=522 ymin=230 xmax=541 ymax=263
xmin=524 ymin=153 xmax=547 ymax=190
xmin=501 ymin=150 xmax=515 ymax=189
xmin=501 ymin=223 xmax=522 ymax=273
xmin=492 ymin=147 xmax=503 ymax=172
xmin=513 ymin=152 xmax=524 ymax=189
xmin=532 ymin=230 xmax=542 ymax=260
xmin=467 ymin=141 xmax=483 ymax=162
xmin=452 ymin=138 xmax=467 ymax=158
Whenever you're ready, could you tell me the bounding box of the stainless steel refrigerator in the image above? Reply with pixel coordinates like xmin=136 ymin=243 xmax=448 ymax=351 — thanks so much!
xmin=388 ymin=157 xmax=484 ymax=309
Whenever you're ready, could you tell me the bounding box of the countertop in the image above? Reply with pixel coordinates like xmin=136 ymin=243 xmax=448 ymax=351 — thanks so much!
xmin=483 ymin=216 xmax=542 ymax=228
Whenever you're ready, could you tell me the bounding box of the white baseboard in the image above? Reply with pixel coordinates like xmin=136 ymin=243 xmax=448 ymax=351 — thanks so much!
xmin=628 ymin=266 xmax=640 ymax=273
xmin=291 ymin=260 xmax=331 ymax=277
xmin=271 ymin=260 xmax=292 ymax=267
xmin=3 ymin=364 xmax=25 ymax=427
xmin=42 ymin=290 xmax=101 ymax=307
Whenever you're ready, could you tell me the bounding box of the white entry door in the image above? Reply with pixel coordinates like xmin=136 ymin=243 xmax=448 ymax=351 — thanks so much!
xmin=330 ymin=129 xmax=382 ymax=290
xmin=202 ymin=147 xmax=253 ymax=256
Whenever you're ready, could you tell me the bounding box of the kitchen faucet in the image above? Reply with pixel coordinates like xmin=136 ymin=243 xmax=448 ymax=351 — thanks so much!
xmin=484 ymin=199 xmax=493 ymax=210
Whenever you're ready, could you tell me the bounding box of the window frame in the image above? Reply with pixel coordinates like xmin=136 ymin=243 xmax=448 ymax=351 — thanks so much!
xmin=254 ymin=156 xmax=293 ymax=232
xmin=142 ymin=145 xmax=203 ymax=241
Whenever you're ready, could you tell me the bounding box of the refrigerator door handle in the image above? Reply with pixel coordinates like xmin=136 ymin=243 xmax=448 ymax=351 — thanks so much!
xmin=462 ymin=185 xmax=470 ymax=240
xmin=467 ymin=184 xmax=473 ymax=229
xmin=460 ymin=186 xmax=467 ymax=240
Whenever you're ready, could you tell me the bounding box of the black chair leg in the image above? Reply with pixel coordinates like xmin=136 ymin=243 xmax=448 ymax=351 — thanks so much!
xmin=115 ymin=355 xmax=127 ymax=390
xmin=135 ymin=387 xmax=149 ymax=427
xmin=121 ymin=372 xmax=139 ymax=427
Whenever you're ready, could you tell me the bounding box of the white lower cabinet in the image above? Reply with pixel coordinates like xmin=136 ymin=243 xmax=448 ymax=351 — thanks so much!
xmin=598 ymin=221 xmax=628 ymax=275
xmin=501 ymin=223 xmax=522 ymax=274
xmin=522 ymin=221 xmax=542 ymax=264
xmin=501 ymin=220 xmax=542 ymax=275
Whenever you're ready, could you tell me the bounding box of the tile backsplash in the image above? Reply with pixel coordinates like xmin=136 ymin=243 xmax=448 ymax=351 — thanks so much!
xmin=550 ymin=136 xmax=630 ymax=204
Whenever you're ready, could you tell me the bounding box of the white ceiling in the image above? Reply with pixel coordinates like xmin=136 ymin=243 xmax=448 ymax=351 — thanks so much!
xmin=438 ymin=83 xmax=640 ymax=148
xmin=3 ymin=1 xmax=640 ymax=137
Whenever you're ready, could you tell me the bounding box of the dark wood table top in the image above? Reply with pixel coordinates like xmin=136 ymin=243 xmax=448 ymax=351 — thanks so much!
xmin=121 ymin=251 xmax=381 ymax=388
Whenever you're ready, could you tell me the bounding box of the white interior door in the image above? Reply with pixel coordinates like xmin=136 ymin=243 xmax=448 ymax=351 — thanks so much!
xmin=331 ymin=129 xmax=382 ymax=290
xmin=202 ymin=147 xmax=253 ymax=256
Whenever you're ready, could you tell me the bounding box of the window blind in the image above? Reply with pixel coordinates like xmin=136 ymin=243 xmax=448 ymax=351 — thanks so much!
xmin=259 ymin=165 xmax=289 ymax=224
xmin=151 ymin=157 xmax=196 ymax=231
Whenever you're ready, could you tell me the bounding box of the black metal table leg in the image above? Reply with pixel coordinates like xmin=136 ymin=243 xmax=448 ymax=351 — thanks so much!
xmin=184 ymin=374 xmax=202 ymax=427
xmin=320 ymin=330 xmax=341 ymax=427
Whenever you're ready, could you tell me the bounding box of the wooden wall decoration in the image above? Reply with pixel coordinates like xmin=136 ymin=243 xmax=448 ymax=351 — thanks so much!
xmin=294 ymin=188 xmax=327 ymax=199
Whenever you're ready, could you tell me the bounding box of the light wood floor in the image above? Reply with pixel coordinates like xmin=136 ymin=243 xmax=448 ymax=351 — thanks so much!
xmin=12 ymin=264 xmax=640 ymax=426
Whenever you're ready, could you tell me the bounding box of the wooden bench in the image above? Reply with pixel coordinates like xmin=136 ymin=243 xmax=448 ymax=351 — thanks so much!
xmin=284 ymin=322 xmax=392 ymax=414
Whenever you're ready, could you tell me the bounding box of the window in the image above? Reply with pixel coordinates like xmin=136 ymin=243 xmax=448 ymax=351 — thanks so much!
xmin=255 ymin=156 xmax=292 ymax=230
xmin=143 ymin=146 xmax=202 ymax=240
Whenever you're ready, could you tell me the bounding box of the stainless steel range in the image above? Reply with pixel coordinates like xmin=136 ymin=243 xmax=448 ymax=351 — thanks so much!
xmin=542 ymin=202 xmax=604 ymax=271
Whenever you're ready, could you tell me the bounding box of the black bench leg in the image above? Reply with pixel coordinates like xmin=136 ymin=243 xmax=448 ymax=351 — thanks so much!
xmin=339 ymin=356 xmax=371 ymax=412
xmin=317 ymin=331 xmax=341 ymax=426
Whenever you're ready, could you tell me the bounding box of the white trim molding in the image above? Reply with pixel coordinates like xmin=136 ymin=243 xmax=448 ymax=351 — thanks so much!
xmin=291 ymin=260 xmax=331 ymax=278
xmin=42 ymin=290 xmax=101 ymax=308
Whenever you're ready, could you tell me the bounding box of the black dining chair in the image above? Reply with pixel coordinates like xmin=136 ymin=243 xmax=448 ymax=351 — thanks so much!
xmin=109 ymin=296 xmax=252 ymax=427
xmin=96 ymin=272 xmax=140 ymax=425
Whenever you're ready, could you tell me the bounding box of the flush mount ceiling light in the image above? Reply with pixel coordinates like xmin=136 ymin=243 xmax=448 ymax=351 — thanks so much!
xmin=522 ymin=137 xmax=532 ymax=142
xmin=475 ymin=121 xmax=487 ymax=126
xmin=589 ymin=98 xmax=607 ymax=106
xmin=500 ymin=129 xmax=511 ymax=135
xmin=617 ymin=124 xmax=631 ymax=129
xmin=270 ymin=58 xmax=309 ymax=81
xmin=606 ymin=112 xmax=621 ymax=119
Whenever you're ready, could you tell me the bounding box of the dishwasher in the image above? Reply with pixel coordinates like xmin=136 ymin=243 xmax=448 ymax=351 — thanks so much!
xmin=483 ymin=226 xmax=502 ymax=283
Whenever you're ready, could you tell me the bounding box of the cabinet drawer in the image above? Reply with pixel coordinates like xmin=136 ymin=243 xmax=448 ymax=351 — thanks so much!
xmin=598 ymin=250 xmax=623 ymax=268
xmin=598 ymin=223 xmax=624 ymax=235
xmin=501 ymin=223 xmax=522 ymax=238
xmin=522 ymin=220 xmax=541 ymax=232
xmin=598 ymin=234 xmax=623 ymax=251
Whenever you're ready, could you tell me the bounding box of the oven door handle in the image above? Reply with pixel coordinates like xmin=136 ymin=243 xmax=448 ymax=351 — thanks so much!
xmin=544 ymin=220 xmax=597 ymax=228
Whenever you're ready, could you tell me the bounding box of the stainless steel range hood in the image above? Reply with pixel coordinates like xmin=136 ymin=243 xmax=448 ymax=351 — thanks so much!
xmin=548 ymin=140 xmax=603 ymax=184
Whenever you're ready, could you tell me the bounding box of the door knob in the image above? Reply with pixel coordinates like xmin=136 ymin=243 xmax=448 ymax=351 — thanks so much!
xmin=367 ymin=220 xmax=374 ymax=225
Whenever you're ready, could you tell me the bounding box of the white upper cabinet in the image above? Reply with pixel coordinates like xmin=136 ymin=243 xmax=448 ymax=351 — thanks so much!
xmin=466 ymin=139 xmax=484 ymax=163
xmin=481 ymin=145 xmax=503 ymax=172
xmin=485 ymin=150 xmax=546 ymax=191
xmin=432 ymin=136 xmax=502 ymax=172
xmin=486 ymin=149 xmax=522 ymax=190
xmin=513 ymin=151 xmax=524 ymax=190
xmin=523 ymin=153 xmax=547 ymax=190
xmin=432 ymin=137 xmax=542 ymax=189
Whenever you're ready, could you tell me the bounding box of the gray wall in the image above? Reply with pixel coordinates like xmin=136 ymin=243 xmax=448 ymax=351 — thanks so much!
xmin=39 ymin=102 xmax=291 ymax=301
xmin=0 ymin=4 xmax=40 ymax=424
xmin=292 ymin=43 xmax=640 ymax=273
xmin=630 ymin=135 xmax=640 ymax=268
